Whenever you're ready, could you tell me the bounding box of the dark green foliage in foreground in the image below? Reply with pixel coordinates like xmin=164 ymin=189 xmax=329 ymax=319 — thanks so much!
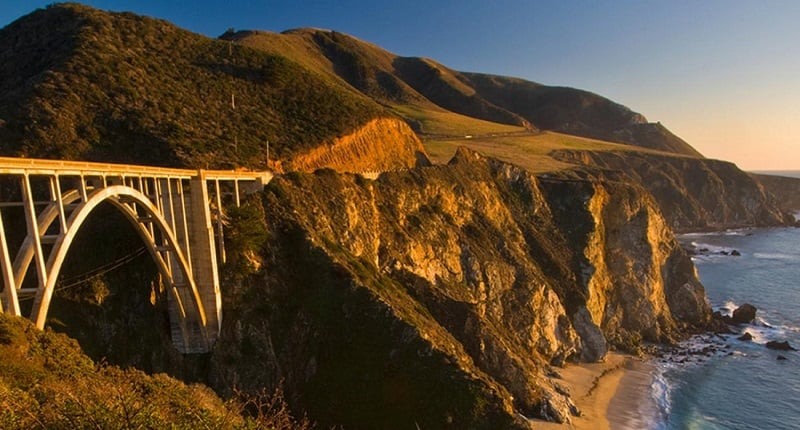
xmin=0 ymin=3 xmax=384 ymax=168
xmin=0 ymin=314 xmax=312 ymax=429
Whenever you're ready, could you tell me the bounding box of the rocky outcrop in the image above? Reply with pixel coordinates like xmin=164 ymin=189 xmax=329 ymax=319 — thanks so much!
xmin=766 ymin=341 xmax=796 ymax=351
xmin=753 ymin=173 xmax=800 ymax=214
xmin=281 ymin=117 xmax=427 ymax=173
xmin=732 ymin=303 xmax=757 ymax=324
xmin=211 ymin=149 xmax=710 ymax=427
xmin=552 ymin=150 xmax=791 ymax=231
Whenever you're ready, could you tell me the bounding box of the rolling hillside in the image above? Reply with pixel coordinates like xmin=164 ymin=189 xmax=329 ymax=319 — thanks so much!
xmin=0 ymin=3 xmax=787 ymax=230
xmin=0 ymin=4 xmax=397 ymax=169
xmin=228 ymin=28 xmax=700 ymax=157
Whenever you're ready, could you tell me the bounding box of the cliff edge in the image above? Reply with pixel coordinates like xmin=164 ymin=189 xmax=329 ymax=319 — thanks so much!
xmin=281 ymin=117 xmax=427 ymax=173
xmin=209 ymin=149 xmax=710 ymax=428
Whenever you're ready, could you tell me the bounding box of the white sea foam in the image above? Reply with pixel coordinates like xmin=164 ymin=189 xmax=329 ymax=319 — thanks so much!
xmin=680 ymin=232 xmax=719 ymax=238
xmin=727 ymin=308 xmax=800 ymax=347
xmin=649 ymin=368 xmax=671 ymax=430
xmin=689 ymin=242 xmax=741 ymax=260
xmin=649 ymin=333 xmax=730 ymax=429
xmin=753 ymin=252 xmax=799 ymax=261
xmin=719 ymin=300 xmax=738 ymax=316
xmin=722 ymin=228 xmax=750 ymax=236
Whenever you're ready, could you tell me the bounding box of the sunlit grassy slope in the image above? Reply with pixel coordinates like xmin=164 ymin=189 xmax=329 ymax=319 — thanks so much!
xmin=425 ymin=131 xmax=686 ymax=173
xmin=392 ymin=104 xmax=526 ymax=136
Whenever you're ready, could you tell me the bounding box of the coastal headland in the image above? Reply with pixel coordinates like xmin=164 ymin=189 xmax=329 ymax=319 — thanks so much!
xmin=0 ymin=4 xmax=798 ymax=429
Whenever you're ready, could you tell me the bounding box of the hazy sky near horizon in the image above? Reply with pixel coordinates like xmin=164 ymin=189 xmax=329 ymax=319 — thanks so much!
xmin=2 ymin=1 xmax=798 ymax=170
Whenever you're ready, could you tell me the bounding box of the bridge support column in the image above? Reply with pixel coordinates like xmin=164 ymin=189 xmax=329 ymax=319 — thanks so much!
xmin=187 ymin=172 xmax=222 ymax=341
xmin=0 ymin=210 xmax=19 ymax=315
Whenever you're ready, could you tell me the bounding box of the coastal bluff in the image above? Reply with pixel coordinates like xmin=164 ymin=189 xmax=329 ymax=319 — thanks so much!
xmin=0 ymin=4 xmax=792 ymax=429
xmin=209 ymin=149 xmax=710 ymax=428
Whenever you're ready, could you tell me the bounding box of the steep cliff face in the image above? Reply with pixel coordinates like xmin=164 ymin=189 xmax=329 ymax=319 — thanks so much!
xmin=753 ymin=173 xmax=800 ymax=214
xmin=281 ymin=117 xmax=427 ymax=173
xmin=552 ymin=149 xmax=791 ymax=231
xmin=210 ymin=149 xmax=710 ymax=428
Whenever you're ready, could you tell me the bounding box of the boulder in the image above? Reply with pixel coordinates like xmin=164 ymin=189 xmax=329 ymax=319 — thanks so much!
xmin=573 ymin=307 xmax=608 ymax=363
xmin=709 ymin=311 xmax=734 ymax=333
xmin=732 ymin=303 xmax=757 ymax=324
xmin=730 ymin=250 xmax=741 ymax=256
xmin=737 ymin=332 xmax=753 ymax=341
xmin=766 ymin=340 xmax=796 ymax=351
xmin=777 ymin=355 xmax=788 ymax=361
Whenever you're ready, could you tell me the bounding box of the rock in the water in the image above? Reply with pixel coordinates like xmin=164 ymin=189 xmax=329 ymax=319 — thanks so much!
xmin=731 ymin=250 xmax=741 ymax=256
xmin=709 ymin=312 xmax=734 ymax=333
xmin=738 ymin=332 xmax=753 ymax=341
xmin=732 ymin=303 xmax=757 ymax=324
xmin=766 ymin=340 xmax=796 ymax=351
xmin=777 ymin=355 xmax=788 ymax=361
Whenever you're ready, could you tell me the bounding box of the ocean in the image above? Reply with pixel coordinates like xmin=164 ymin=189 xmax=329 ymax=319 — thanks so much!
xmin=650 ymin=225 xmax=800 ymax=429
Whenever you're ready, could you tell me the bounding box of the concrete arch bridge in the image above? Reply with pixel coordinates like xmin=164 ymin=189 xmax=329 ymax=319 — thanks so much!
xmin=0 ymin=157 xmax=272 ymax=353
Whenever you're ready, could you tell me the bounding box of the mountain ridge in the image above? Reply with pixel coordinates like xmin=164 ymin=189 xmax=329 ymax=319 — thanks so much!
xmin=228 ymin=27 xmax=701 ymax=157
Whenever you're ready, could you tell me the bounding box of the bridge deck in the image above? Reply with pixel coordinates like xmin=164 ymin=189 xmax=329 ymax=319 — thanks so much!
xmin=0 ymin=156 xmax=271 ymax=182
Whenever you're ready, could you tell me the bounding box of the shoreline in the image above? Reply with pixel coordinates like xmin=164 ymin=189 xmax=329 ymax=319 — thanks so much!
xmin=531 ymin=352 xmax=658 ymax=429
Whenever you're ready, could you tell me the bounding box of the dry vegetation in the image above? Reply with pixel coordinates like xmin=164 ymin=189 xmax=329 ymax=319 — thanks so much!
xmin=392 ymin=104 xmax=525 ymax=137
xmin=424 ymin=131 xmax=688 ymax=173
xmin=0 ymin=315 xmax=311 ymax=429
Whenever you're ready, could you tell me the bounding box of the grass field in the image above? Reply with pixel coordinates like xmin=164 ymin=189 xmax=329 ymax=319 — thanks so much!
xmin=424 ymin=131 xmax=684 ymax=173
xmin=392 ymin=104 xmax=526 ymax=137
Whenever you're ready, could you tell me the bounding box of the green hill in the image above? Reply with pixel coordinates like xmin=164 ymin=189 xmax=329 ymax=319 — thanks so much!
xmin=0 ymin=4 xmax=703 ymax=169
xmin=0 ymin=3 xmax=385 ymax=169
xmin=230 ymin=28 xmax=700 ymax=156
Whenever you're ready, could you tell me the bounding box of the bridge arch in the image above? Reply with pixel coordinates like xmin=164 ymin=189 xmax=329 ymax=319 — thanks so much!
xmin=0 ymin=157 xmax=271 ymax=353
xmin=30 ymin=185 xmax=209 ymax=352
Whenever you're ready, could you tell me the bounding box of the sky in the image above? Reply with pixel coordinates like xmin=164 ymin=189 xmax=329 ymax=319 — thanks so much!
xmin=2 ymin=1 xmax=799 ymax=170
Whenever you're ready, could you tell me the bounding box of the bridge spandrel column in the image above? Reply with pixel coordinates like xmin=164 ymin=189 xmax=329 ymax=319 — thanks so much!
xmin=187 ymin=172 xmax=222 ymax=340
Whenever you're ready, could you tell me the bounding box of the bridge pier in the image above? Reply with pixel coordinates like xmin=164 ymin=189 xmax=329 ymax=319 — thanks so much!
xmin=187 ymin=172 xmax=222 ymax=344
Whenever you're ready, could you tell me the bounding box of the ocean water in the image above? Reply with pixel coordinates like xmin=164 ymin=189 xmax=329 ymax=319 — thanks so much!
xmin=653 ymin=226 xmax=800 ymax=429
xmin=751 ymin=170 xmax=800 ymax=179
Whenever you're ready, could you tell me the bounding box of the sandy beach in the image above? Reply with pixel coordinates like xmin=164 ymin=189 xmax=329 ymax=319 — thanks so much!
xmin=531 ymin=352 xmax=656 ymax=429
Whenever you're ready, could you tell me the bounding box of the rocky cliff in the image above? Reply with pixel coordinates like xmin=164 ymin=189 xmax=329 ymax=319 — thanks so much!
xmin=552 ymin=150 xmax=791 ymax=231
xmin=209 ymin=149 xmax=710 ymax=428
xmin=280 ymin=117 xmax=427 ymax=173
xmin=752 ymin=173 xmax=800 ymax=215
